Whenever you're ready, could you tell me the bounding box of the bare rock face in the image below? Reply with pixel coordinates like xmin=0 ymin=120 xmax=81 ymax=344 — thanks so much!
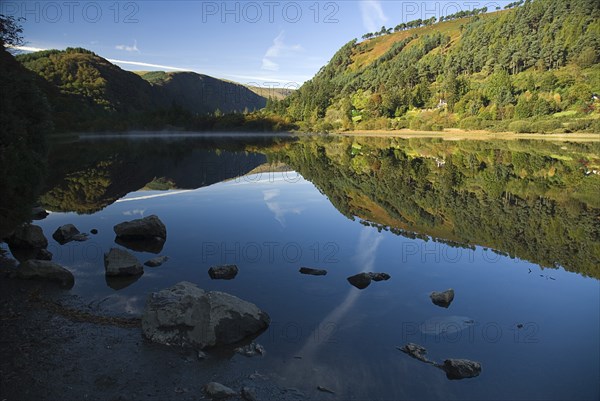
xmin=6 ymin=224 xmax=48 ymax=249
xmin=104 ymin=248 xmax=143 ymax=277
xmin=16 ymin=259 xmax=74 ymax=288
xmin=114 ymin=215 xmax=166 ymax=240
xmin=441 ymin=359 xmax=482 ymax=380
xmin=142 ymin=281 xmax=270 ymax=349
xmin=347 ymin=272 xmax=372 ymax=289
xmin=430 ymin=289 xmax=455 ymax=308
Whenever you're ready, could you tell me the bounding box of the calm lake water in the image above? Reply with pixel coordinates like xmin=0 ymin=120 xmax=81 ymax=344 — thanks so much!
xmin=4 ymin=133 xmax=600 ymax=400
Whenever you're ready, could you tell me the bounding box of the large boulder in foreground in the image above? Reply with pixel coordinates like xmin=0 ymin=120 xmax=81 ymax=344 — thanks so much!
xmin=6 ymin=224 xmax=48 ymax=249
xmin=104 ymin=248 xmax=143 ymax=277
xmin=114 ymin=215 xmax=166 ymax=240
xmin=142 ymin=281 xmax=270 ymax=349
xmin=16 ymin=259 xmax=74 ymax=288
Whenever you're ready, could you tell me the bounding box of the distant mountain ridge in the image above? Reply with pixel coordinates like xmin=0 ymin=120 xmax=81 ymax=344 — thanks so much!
xmin=15 ymin=48 xmax=271 ymax=131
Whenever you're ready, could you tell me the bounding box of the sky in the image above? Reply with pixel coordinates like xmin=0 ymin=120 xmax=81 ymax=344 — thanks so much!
xmin=3 ymin=1 xmax=512 ymax=87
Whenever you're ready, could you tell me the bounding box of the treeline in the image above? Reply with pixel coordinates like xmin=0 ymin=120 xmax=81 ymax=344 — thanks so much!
xmin=269 ymin=0 xmax=600 ymax=134
xmin=361 ymin=6 xmax=492 ymax=40
xmin=266 ymin=136 xmax=600 ymax=278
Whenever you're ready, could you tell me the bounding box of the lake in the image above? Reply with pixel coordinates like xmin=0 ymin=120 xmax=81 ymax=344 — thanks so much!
xmin=2 ymin=133 xmax=599 ymax=400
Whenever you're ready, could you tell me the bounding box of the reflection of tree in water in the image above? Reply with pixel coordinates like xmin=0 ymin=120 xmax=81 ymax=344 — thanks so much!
xmin=39 ymin=136 xmax=289 ymax=214
xmin=268 ymin=136 xmax=600 ymax=278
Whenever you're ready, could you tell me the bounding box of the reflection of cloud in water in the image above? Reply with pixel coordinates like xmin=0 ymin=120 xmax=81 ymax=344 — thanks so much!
xmin=263 ymin=189 xmax=304 ymax=227
xmin=95 ymin=294 xmax=144 ymax=315
xmin=116 ymin=190 xmax=191 ymax=203
xmin=283 ymin=228 xmax=383 ymax=389
xmin=122 ymin=209 xmax=146 ymax=216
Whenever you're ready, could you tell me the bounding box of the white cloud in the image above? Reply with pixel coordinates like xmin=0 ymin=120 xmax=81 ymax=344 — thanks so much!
xmin=261 ymin=31 xmax=303 ymax=72
xmin=107 ymin=59 xmax=190 ymax=71
xmin=115 ymin=40 xmax=139 ymax=52
xmin=360 ymin=0 xmax=388 ymax=32
xmin=262 ymin=189 xmax=304 ymax=227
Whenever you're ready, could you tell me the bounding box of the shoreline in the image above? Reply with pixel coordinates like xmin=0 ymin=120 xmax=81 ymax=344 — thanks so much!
xmin=332 ymin=129 xmax=600 ymax=142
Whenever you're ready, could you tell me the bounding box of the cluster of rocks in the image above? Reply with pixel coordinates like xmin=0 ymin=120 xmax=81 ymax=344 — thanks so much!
xmin=2 ymin=215 xmax=170 ymax=290
xmin=399 ymin=342 xmax=482 ymax=380
xmin=347 ymin=272 xmax=391 ymax=289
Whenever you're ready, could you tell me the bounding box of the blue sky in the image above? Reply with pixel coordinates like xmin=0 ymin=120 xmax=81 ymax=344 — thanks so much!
xmin=3 ymin=1 xmax=511 ymax=86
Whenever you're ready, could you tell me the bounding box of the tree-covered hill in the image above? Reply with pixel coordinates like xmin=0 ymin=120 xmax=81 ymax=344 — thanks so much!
xmin=136 ymin=71 xmax=266 ymax=114
xmin=269 ymin=0 xmax=600 ymax=133
xmin=14 ymin=48 xmax=272 ymax=131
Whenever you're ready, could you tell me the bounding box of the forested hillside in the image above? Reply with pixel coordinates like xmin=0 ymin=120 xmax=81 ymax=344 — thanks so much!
xmin=136 ymin=71 xmax=266 ymax=114
xmin=269 ymin=0 xmax=600 ymax=133
xmin=14 ymin=48 xmax=271 ymax=132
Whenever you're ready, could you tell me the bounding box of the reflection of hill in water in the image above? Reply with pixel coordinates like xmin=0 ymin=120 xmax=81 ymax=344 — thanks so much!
xmin=267 ymin=136 xmax=600 ymax=278
xmin=40 ymin=136 xmax=279 ymax=214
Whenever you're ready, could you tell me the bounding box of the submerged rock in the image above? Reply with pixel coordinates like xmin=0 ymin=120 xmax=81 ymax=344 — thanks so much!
xmin=204 ymin=382 xmax=237 ymax=399
xmin=398 ymin=343 xmax=434 ymax=364
xmin=441 ymin=359 xmax=482 ymax=380
xmin=430 ymin=289 xmax=455 ymax=308
xmin=104 ymin=248 xmax=143 ymax=277
xmin=347 ymin=272 xmax=391 ymax=289
xmin=142 ymin=281 xmax=270 ymax=349
xmin=369 ymin=272 xmax=391 ymax=281
xmin=347 ymin=272 xmax=372 ymax=289
xmin=90 ymin=229 xmax=98 ymax=235
xmin=16 ymin=259 xmax=74 ymax=288
xmin=235 ymin=342 xmax=266 ymax=357
xmin=52 ymin=224 xmax=87 ymax=244
xmin=144 ymin=255 xmax=169 ymax=267
xmin=114 ymin=215 xmax=166 ymax=240
xmin=6 ymin=224 xmax=48 ymax=249
xmin=115 ymin=236 xmax=165 ymax=254
xmin=299 ymin=267 xmax=327 ymax=276
xmin=208 ymin=264 xmax=238 ymax=280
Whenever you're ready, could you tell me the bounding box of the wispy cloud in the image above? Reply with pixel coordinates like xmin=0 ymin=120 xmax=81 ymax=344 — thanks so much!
xmin=360 ymin=0 xmax=388 ymax=32
xmin=106 ymin=59 xmax=190 ymax=71
xmin=261 ymin=31 xmax=303 ymax=72
xmin=115 ymin=40 xmax=139 ymax=52
xmin=262 ymin=188 xmax=304 ymax=227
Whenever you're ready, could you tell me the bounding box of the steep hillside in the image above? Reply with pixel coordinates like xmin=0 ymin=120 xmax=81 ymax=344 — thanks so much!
xmin=15 ymin=48 xmax=272 ymax=131
xmin=271 ymin=0 xmax=600 ymax=133
xmin=137 ymin=71 xmax=266 ymax=113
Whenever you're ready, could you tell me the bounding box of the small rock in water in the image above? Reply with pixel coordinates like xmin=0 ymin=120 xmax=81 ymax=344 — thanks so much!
xmin=516 ymin=323 xmax=524 ymax=329
xmin=71 ymin=233 xmax=89 ymax=242
xmin=204 ymin=382 xmax=237 ymax=399
xmin=90 ymin=229 xmax=98 ymax=235
xmin=398 ymin=343 xmax=433 ymax=364
xmin=114 ymin=215 xmax=167 ymax=240
xmin=347 ymin=272 xmax=372 ymax=289
xmin=104 ymin=248 xmax=143 ymax=277
xmin=6 ymin=224 xmax=48 ymax=249
xmin=208 ymin=264 xmax=239 ymax=280
xmin=299 ymin=267 xmax=327 ymax=276
xmin=441 ymin=359 xmax=482 ymax=380
xmin=52 ymin=224 xmax=83 ymax=244
xmin=144 ymin=255 xmax=169 ymax=267
xmin=368 ymin=272 xmax=391 ymax=281
xmin=235 ymin=342 xmax=266 ymax=357
xmin=430 ymin=289 xmax=455 ymax=308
